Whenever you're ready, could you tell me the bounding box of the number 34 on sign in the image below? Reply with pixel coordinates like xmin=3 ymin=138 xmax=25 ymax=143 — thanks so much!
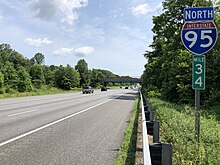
xmin=193 ymin=55 xmax=205 ymax=90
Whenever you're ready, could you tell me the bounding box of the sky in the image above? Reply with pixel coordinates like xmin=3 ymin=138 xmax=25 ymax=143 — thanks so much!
xmin=0 ymin=0 xmax=163 ymax=77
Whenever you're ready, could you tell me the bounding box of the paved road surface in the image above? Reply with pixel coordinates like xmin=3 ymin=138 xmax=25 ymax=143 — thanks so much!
xmin=0 ymin=88 xmax=138 ymax=165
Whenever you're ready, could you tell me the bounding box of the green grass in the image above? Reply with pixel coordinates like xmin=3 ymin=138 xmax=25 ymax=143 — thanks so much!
xmin=149 ymin=98 xmax=220 ymax=165
xmin=0 ymin=86 xmax=82 ymax=99
xmin=115 ymin=95 xmax=140 ymax=165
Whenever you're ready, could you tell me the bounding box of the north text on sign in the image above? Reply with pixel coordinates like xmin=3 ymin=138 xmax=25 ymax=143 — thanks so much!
xmin=184 ymin=7 xmax=214 ymax=21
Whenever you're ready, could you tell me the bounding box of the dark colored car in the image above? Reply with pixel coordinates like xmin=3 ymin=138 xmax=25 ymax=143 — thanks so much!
xmin=101 ymin=87 xmax=107 ymax=91
xmin=125 ymin=86 xmax=129 ymax=89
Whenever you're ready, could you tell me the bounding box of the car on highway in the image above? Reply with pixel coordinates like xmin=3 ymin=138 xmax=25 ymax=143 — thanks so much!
xmin=82 ymin=86 xmax=94 ymax=94
xmin=101 ymin=87 xmax=107 ymax=91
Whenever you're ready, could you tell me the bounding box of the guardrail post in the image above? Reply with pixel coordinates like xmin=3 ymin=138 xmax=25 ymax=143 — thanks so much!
xmin=149 ymin=142 xmax=172 ymax=165
xmin=144 ymin=105 xmax=148 ymax=111
xmin=145 ymin=110 xmax=154 ymax=121
xmin=146 ymin=121 xmax=160 ymax=143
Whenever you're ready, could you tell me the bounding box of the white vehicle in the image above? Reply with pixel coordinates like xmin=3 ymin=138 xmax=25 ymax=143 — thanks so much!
xmin=82 ymin=86 xmax=94 ymax=94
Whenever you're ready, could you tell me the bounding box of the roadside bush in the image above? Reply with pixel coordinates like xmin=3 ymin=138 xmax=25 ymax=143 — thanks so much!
xmin=204 ymin=88 xmax=220 ymax=107
xmin=146 ymin=90 xmax=161 ymax=98
xmin=149 ymin=98 xmax=220 ymax=165
xmin=5 ymin=87 xmax=17 ymax=94
xmin=0 ymin=88 xmax=5 ymax=94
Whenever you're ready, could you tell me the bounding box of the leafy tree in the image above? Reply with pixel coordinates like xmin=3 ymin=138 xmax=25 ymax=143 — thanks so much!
xmin=0 ymin=43 xmax=126 ymax=94
xmin=8 ymin=51 xmax=28 ymax=68
xmin=0 ymin=44 xmax=12 ymax=70
xmin=55 ymin=65 xmax=80 ymax=90
xmin=29 ymin=64 xmax=45 ymax=88
xmin=43 ymin=65 xmax=57 ymax=86
xmin=96 ymin=69 xmax=118 ymax=78
xmin=0 ymin=71 xmax=4 ymax=88
xmin=0 ymin=71 xmax=4 ymax=94
xmin=2 ymin=61 xmax=18 ymax=91
xmin=90 ymin=69 xmax=104 ymax=87
xmin=65 ymin=64 xmax=80 ymax=88
xmin=31 ymin=53 xmax=45 ymax=65
xmin=17 ymin=66 xmax=32 ymax=92
xmin=48 ymin=65 xmax=59 ymax=71
xmin=75 ymin=59 xmax=90 ymax=86
xmin=201 ymin=2 xmax=220 ymax=105
xmin=55 ymin=65 xmax=65 ymax=89
xmin=89 ymin=69 xmax=119 ymax=87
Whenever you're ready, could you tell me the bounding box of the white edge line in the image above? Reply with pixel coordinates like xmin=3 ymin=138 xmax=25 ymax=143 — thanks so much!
xmin=0 ymin=94 xmax=124 ymax=147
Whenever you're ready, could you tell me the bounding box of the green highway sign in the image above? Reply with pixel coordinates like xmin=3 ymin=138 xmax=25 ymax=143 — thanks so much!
xmin=192 ymin=55 xmax=205 ymax=90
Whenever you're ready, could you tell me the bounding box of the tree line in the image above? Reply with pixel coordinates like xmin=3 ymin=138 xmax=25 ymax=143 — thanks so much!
xmin=142 ymin=0 xmax=220 ymax=106
xmin=0 ymin=43 xmax=121 ymax=94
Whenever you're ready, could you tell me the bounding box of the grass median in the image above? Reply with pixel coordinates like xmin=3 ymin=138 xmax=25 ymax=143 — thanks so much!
xmin=0 ymin=86 xmax=81 ymax=99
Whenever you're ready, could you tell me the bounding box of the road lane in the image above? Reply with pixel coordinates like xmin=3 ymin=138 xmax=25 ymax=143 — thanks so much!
xmin=0 ymin=89 xmax=138 ymax=164
xmin=0 ymin=89 xmax=126 ymax=142
xmin=0 ymin=98 xmax=113 ymax=147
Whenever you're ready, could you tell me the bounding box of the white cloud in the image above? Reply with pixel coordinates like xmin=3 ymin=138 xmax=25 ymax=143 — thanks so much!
xmin=132 ymin=3 xmax=162 ymax=16
xmin=0 ymin=10 xmax=5 ymax=22
xmin=61 ymin=13 xmax=78 ymax=25
xmin=132 ymin=3 xmax=152 ymax=16
xmin=29 ymin=0 xmax=88 ymax=25
xmin=53 ymin=47 xmax=74 ymax=56
xmin=0 ymin=14 xmax=3 ymax=21
xmin=25 ymin=37 xmax=54 ymax=47
xmin=53 ymin=46 xmax=94 ymax=57
xmin=74 ymin=46 xmax=94 ymax=57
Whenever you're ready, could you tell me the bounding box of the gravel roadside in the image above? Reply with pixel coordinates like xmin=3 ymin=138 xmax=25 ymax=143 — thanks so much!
xmin=135 ymin=111 xmax=153 ymax=165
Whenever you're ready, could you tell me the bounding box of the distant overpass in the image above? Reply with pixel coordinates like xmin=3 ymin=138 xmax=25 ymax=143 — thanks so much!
xmin=104 ymin=77 xmax=142 ymax=83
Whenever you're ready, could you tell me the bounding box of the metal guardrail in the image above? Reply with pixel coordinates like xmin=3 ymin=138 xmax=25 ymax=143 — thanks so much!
xmin=140 ymin=92 xmax=152 ymax=165
xmin=140 ymin=91 xmax=172 ymax=165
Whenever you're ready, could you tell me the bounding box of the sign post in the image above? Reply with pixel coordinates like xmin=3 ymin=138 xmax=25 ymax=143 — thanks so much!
xmin=195 ymin=89 xmax=200 ymax=141
xmin=181 ymin=7 xmax=217 ymax=142
xmin=192 ymin=55 xmax=205 ymax=141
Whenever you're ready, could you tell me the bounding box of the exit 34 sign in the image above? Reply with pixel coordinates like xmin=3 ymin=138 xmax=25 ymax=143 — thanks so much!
xmin=192 ymin=55 xmax=205 ymax=90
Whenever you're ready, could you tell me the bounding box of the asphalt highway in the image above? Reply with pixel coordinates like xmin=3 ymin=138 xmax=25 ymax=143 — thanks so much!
xmin=0 ymin=88 xmax=138 ymax=165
